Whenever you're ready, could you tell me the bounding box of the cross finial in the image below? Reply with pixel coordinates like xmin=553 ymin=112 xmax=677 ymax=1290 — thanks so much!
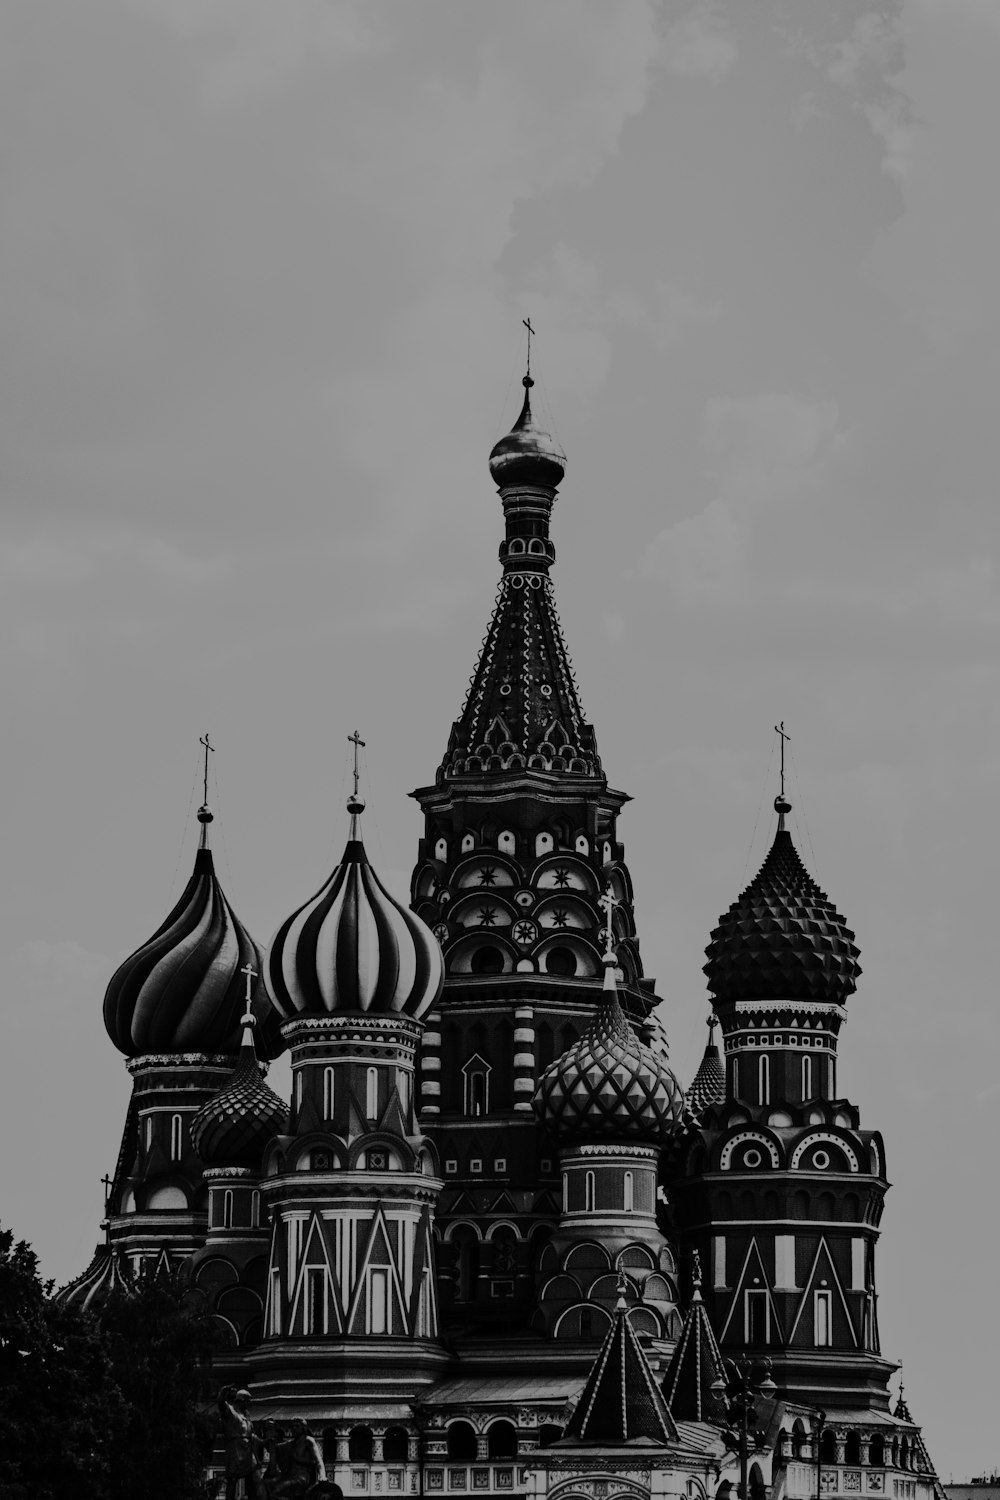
xmin=199 ymin=733 xmax=214 ymax=806
xmin=522 ymin=317 xmax=535 ymax=379
xmin=240 ymin=961 xmax=257 ymax=1023
xmin=101 ymin=1172 xmax=112 ymax=1208
xmin=615 ymin=1263 xmax=629 ymax=1310
xmin=348 ymin=730 xmax=366 ymax=799
xmin=598 ymin=886 xmax=619 ymax=957
xmin=774 ymin=721 xmax=790 ymax=800
xmin=691 ymin=1248 xmax=703 ymax=1291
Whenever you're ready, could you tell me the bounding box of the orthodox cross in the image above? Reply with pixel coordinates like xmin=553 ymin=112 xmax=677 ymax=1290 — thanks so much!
xmin=240 ymin=961 xmax=256 ymax=1021
xmin=598 ymin=886 xmax=619 ymax=956
xmin=522 ymin=317 xmax=535 ymax=377
xmin=199 ymin=732 xmax=214 ymax=805
xmin=348 ymin=730 xmax=366 ymax=800
xmin=774 ymin=721 xmax=790 ymax=800
xmin=101 ymin=1172 xmax=112 ymax=1210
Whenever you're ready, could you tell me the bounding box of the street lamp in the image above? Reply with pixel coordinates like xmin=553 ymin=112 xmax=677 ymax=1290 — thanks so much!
xmin=710 ymin=1357 xmax=777 ymax=1500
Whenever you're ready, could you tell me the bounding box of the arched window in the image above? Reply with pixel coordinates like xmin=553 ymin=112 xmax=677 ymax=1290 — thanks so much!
xmin=434 ymin=837 xmax=448 ymax=862
xmin=545 ymin=947 xmax=576 ymax=977
xmin=471 ymin=946 xmax=504 ymax=975
xmin=829 ymin=1057 xmax=837 ymax=1097
xmin=870 ymin=1434 xmax=885 ymax=1467
xmin=802 ymin=1055 xmax=813 ymax=1100
xmin=323 ymin=1067 xmax=335 ymax=1120
xmin=815 ymin=1290 xmax=832 ymax=1346
xmin=623 ymin=1171 xmax=634 ymax=1212
xmin=145 ymin=1116 xmax=153 ymax=1150
xmin=170 ymin=1114 xmax=183 ymax=1161
xmin=820 ymin=1430 xmax=837 ymax=1465
xmin=487 ymin=1421 xmax=517 ymax=1459
xmin=369 ymin=1268 xmax=388 ymax=1333
xmin=845 ymin=1433 xmax=861 ymax=1465
xmin=222 ymin=1190 xmax=234 ymax=1229
xmin=349 ymin=1427 xmax=374 ymax=1462
xmin=446 ymin=1422 xmax=477 ymax=1462
xmin=759 ymin=1054 xmax=770 ymax=1106
xmin=465 ymin=1061 xmax=490 ymax=1117
xmin=791 ymin=1421 xmax=806 ymax=1459
xmin=384 ymin=1426 xmax=409 ymax=1462
xmin=585 ymin=1171 xmax=596 ymax=1212
xmin=366 ymin=1066 xmax=378 ymax=1120
xmin=322 ymin=1429 xmax=338 ymax=1465
xmin=748 ymin=1464 xmax=766 ymax=1500
xmin=295 ymin=1070 xmax=304 ymax=1109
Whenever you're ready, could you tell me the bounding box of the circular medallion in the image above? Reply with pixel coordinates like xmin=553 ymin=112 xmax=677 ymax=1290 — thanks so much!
xmin=512 ymin=920 xmax=537 ymax=947
xmin=433 ymin=923 xmax=449 ymax=946
xmin=514 ymin=890 xmax=534 ymax=909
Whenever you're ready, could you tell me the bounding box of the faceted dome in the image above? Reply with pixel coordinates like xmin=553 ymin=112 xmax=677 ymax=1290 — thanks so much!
xmin=489 ymin=376 xmax=566 ymax=490
xmin=190 ymin=1015 xmax=288 ymax=1167
xmin=533 ymin=964 xmax=684 ymax=1143
xmin=103 ymin=816 xmax=279 ymax=1058
xmin=704 ymin=825 xmax=861 ymax=1005
xmin=267 ymin=804 xmax=444 ymax=1022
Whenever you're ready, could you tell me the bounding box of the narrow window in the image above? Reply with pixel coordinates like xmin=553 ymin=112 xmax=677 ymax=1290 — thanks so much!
xmin=759 ymin=1054 xmax=770 ymax=1106
xmin=170 ymin=1113 xmax=183 ymax=1161
xmin=145 ymin=1116 xmax=153 ymax=1150
xmin=306 ymin=1267 xmax=326 ymax=1335
xmin=623 ymin=1171 xmax=634 ymax=1212
xmin=745 ymin=1289 xmax=769 ymax=1344
xmin=467 ymin=1071 xmax=488 ymax=1117
xmin=366 ymin=1066 xmax=378 ymax=1119
xmin=323 ymin=1067 xmax=335 ymax=1120
xmin=585 ymin=1171 xmax=596 ymax=1212
xmin=801 ymin=1054 xmax=813 ymax=1101
xmin=222 ymin=1190 xmax=234 ymax=1229
xmin=269 ymin=1268 xmax=282 ymax=1335
xmin=815 ymin=1289 xmax=832 ymax=1347
xmin=370 ymin=1269 xmax=389 ymax=1334
xmin=829 ymin=1058 xmax=837 ymax=1098
xmin=295 ymin=1070 xmax=304 ymax=1109
xmin=251 ymin=1190 xmax=260 ymax=1228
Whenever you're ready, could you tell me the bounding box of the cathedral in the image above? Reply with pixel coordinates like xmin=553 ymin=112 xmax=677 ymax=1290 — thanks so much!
xmin=61 ymin=365 xmax=943 ymax=1500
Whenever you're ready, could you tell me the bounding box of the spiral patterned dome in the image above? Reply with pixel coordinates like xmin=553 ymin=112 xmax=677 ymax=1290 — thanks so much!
xmin=190 ymin=1014 xmax=289 ymax=1167
xmin=267 ymin=801 xmax=444 ymax=1021
xmin=489 ymin=376 xmax=566 ymax=490
xmin=104 ymin=812 xmax=280 ymax=1058
xmin=704 ymin=821 xmax=861 ymax=1005
xmin=534 ymin=962 xmax=684 ymax=1143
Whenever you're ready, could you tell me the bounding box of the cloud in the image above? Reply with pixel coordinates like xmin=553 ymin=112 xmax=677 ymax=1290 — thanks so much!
xmin=661 ymin=3 xmax=738 ymax=83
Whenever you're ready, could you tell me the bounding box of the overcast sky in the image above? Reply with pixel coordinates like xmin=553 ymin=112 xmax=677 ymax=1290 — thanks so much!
xmin=2 ymin=0 xmax=997 ymax=1476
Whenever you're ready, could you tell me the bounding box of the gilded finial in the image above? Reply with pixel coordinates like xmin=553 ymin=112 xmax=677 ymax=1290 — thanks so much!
xmin=197 ymin=733 xmax=215 ymax=844
xmin=691 ymin=1249 xmax=703 ymax=1301
xmin=774 ymin=721 xmax=791 ymax=826
xmin=522 ymin=316 xmax=535 ymax=384
xmin=615 ymin=1264 xmax=629 ymax=1311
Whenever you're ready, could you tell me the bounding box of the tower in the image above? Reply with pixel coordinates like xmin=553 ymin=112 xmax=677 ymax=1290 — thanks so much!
xmin=409 ymin=368 xmax=665 ymax=1333
xmin=665 ymin=780 xmax=911 ymax=1425
xmin=250 ymin=787 xmax=447 ymax=1435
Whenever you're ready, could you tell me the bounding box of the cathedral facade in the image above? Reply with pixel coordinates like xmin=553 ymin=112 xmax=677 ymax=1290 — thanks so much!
xmin=61 ymin=371 xmax=942 ymax=1500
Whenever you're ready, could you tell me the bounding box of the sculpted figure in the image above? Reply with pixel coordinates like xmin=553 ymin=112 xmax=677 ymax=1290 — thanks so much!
xmin=217 ymin=1385 xmax=256 ymax=1500
xmin=270 ymin=1418 xmax=325 ymax=1497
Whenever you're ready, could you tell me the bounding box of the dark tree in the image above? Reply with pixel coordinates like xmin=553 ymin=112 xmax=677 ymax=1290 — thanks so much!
xmin=0 ymin=1225 xmax=125 ymax=1500
xmin=101 ymin=1262 xmax=220 ymax=1500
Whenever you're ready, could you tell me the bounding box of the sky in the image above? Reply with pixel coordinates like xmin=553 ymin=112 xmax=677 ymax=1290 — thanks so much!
xmin=1 ymin=0 xmax=997 ymax=1477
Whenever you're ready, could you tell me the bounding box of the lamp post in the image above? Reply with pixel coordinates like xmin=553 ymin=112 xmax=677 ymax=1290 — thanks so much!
xmin=711 ymin=1357 xmax=777 ymax=1500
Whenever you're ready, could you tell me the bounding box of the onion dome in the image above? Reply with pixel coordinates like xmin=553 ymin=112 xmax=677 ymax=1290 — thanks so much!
xmin=55 ymin=1246 xmax=132 ymax=1312
xmin=190 ymin=1011 xmax=289 ymax=1167
xmin=267 ymin=794 xmax=444 ymax=1021
xmin=704 ymin=800 xmax=861 ymax=1006
xmin=686 ymin=1015 xmax=726 ymax=1119
xmin=533 ymin=957 xmax=684 ymax=1143
xmin=103 ymin=805 xmax=279 ymax=1058
xmin=489 ymin=375 xmax=566 ymax=490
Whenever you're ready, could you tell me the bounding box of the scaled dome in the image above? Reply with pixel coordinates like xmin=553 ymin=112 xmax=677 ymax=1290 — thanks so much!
xmin=103 ymin=812 xmax=279 ymax=1058
xmin=190 ymin=1015 xmax=289 ymax=1167
xmin=489 ymin=376 xmax=566 ymax=490
xmin=704 ymin=823 xmax=861 ymax=1005
xmin=533 ymin=964 xmax=684 ymax=1143
xmin=267 ymin=801 xmax=444 ymax=1022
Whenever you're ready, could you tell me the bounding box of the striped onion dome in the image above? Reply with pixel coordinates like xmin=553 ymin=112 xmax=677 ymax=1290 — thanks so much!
xmin=533 ymin=958 xmax=684 ymax=1143
xmin=56 ymin=1246 xmax=132 ymax=1312
xmin=103 ymin=807 xmax=280 ymax=1058
xmin=704 ymin=802 xmax=861 ymax=1006
xmin=266 ymin=796 xmax=444 ymax=1021
xmin=190 ymin=1013 xmax=289 ymax=1166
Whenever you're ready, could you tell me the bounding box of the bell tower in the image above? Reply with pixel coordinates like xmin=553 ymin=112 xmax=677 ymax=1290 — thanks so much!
xmin=410 ymin=359 xmax=664 ymax=1334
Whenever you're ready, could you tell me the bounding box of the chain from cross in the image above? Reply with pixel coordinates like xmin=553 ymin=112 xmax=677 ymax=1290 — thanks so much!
xmin=199 ymin=732 xmax=214 ymax=805
xmin=522 ymin=317 xmax=535 ymax=376
xmin=774 ymin=721 xmax=790 ymax=800
xmin=348 ymin=730 xmax=366 ymax=799
xmin=240 ymin=961 xmax=256 ymax=1021
xmin=598 ymin=886 xmax=619 ymax=956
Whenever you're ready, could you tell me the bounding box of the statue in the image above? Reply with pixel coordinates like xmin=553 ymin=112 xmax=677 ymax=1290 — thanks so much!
xmin=218 ymin=1386 xmax=256 ymax=1500
xmin=270 ymin=1419 xmax=325 ymax=1497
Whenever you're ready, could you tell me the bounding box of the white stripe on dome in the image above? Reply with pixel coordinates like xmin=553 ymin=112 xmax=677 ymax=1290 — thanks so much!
xmin=390 ymin=903 xmax=419 ymax=1012
xmin=313 ymin=868 xmax=351 ymax=1010
xmin=355 ymin=867 xmax=384 ymax=1008
xmin=131 ymin=890 xmax=217 ymax=1046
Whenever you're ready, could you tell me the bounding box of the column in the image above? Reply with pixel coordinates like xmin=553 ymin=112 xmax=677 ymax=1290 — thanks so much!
xmin=513 ymin=1006 xmax=535 ymax=1113
xmin=421 ymin=1010 xmax=442 ymax=1115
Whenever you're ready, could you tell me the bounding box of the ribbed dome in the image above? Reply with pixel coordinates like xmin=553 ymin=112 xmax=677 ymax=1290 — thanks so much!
xmin=103 ymin=818 xmax=279 ymax=1058
xmin=704 ymin=826 xmax=861 ymax=1005
xmin=533 ymin=964 xmax=684 ymax=1143
xmin=267 ymin=806 xmax=444 ymax=1022
xmin=489 ymin=376 xmax=566 ymax=490
xmin=190 ymin=1015 xmax=288 ymax=1167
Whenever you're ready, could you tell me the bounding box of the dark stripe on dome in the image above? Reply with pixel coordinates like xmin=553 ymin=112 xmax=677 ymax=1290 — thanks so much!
xmin=363 ymin=864 xmax=403 ymax=1012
